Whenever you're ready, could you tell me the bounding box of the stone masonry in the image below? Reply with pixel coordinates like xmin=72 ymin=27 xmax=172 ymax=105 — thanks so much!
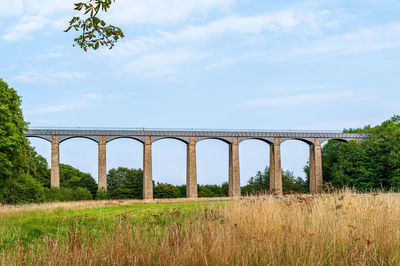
xmin=143 ymin=136 xmax=153 ymax=199
xmin=98 ymin=136 xmax=107 ymax=190
xmin=186 ymin=137 xmax=197 ymax=198
xmin=229 ymin=137 xmax=241 ymax=197
xmin=51 ymin=135 xmax=60 ymax=188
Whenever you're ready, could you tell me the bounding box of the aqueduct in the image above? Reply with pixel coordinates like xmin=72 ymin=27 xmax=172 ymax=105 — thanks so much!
xmin=25 ymin=127 xmax=366 ymax=199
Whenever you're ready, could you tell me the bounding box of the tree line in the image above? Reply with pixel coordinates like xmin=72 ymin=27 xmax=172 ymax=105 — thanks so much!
xmin=1 ymin=79 xmax=400 ymax=204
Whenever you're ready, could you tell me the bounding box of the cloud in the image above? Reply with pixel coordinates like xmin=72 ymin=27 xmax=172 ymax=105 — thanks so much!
xmin=12 ymin=71 xmax=87 ymax=83
xmin=280 ymin=22 xmax=400 ymax=60
xmin=1 ymin=0 xmax=232 ymax=41
xmin=236 ymin=91 xmax=356 ymax=108
xmin=0 ymin=0 xmax=24 ymax=17
xmin=124 ymin=50 xmax=208 ymax=78
xmin=106 ymin=7 xmax=340 ymax=59
xmin=105 ymin=0 xmax=234 ymax=25
xmin=24 ymin=93 xmax=103 ymax=116
xmin=2 ymin=15 xmax=48 ymax=41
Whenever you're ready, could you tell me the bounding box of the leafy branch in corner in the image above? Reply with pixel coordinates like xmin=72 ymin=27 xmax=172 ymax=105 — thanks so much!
xmin=64 ymin=0 xmax=124 ymax=51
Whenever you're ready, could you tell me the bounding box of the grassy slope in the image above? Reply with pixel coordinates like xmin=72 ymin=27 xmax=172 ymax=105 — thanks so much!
xmin=1 ymin=194 xmax=400 ymax=265
xmin=0 ymin=201 xmax=208 ymax=250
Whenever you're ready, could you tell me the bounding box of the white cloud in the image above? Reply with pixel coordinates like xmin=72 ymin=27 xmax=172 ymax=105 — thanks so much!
xmin=2 ymin=15 xmax=48 ymax=41
xmin=124 ymin=50 xmax=208 ymax=78
xmin=205 ymin=52 xmax=261 ymax=70
xmin=24 ymin=93 xmax=103 ymax=116
xmin=236 ymin=91 xmax=356 ymax=108
xmin=107 ymin=8 xmax=339 ymax=59
xmin=106 ymin=0 xmax=234 ymax=25
xmin=0 ymin=0 xmax=24 ymax=17
xmin=12 ymin=70 xmax=87 ymax=83
xmin=280 ymin=22 xmax=400 ymax=60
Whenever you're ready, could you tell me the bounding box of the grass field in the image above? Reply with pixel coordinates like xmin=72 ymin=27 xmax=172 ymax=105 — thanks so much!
xmin=1 ymin=193 xmax=400 ymax=265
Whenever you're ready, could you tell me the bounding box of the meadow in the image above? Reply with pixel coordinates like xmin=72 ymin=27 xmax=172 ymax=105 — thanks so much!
xmin=1 ymin=192 xmax=399 ymax=265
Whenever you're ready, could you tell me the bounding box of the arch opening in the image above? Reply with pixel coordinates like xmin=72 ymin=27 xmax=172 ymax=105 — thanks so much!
xmin=280 ymin=139 xmax=309 ymax=193
xmin=152 ymin=139 xmax=186 ymax=197
xmin=59 ymin=138 xmax=98 ymax=183
xmin=107 ymin=137 xmax=143 ymax=172
xmin=196 ymin=139 xmax=229 ymax=191
xmin=239 ymin=139 xmax=270 ymax=189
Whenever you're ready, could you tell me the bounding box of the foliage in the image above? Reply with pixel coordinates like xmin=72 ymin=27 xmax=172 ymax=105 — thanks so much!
xmin=0 ymin=174 xmax=46 ymax=204
xmin=322 ymin=115 xmax=400 ymax=191
xmin=60 ymin=164 xmax=97 ymax=198
xmin=241 ymin=166 xmax=307 ymax=195
xmin=73 ymin=187 xmax=93 ymax=200
xmin=107 ymin=167 xmax=143 ymax=199
xmin=0 ymin=79 xmax=29 ymax=183
xmin=65 ymin=0 xmax=124 ymax=51
xmin=153 ymin=182 xmax=181 ymax=198
xmin=96 ymin=188 xmax=108 ymax=200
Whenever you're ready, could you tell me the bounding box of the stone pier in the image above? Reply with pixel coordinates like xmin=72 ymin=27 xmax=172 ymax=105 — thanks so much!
xmin=51 ymin=135 xmax=60 ymax=188
xmin=270 ymin=138 xmax=282 ymax=194
xmin=309 ymin=138 xmax=322 ymax=193
xmin=143 ymin=136 xmax=153 ymax=199
xmin=269 ymin=144 xmax=275 ymax=192
xmin=229 ymin=137 xmax=240 ymax=197
xmin=186 ymin=137 xmax=197 ymax=198
xmin=98 ymin=136 xmax=107 ymax=190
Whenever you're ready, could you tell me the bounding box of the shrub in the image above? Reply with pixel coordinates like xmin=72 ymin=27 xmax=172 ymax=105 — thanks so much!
xmin=73 ymin=187 xmax=92 ymax=201
xmin=0 ymin=174 xmax=46 ymax=204
xmin=96 ymin=188 xmax=108 ymax=200
xmin=153 ymin=183 xmax=181 ymax=198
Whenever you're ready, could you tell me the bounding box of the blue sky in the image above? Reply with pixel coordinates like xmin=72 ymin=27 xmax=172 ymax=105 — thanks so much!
xmin=1 ymin=0 xmax=399 ymax=186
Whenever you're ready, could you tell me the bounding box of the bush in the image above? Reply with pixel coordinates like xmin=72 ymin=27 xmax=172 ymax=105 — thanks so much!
xmin=0 ymin=174 xmax=46 ymax=204
xmin=96 ymin=188 xmax=108 ymax=200
xmin=73 ymin=187 xmax=92 ymax=200
xmin=153 ymin=183 xmax=181 ymax=198
xmin=45 ymin=187 xmax=78 ymax=202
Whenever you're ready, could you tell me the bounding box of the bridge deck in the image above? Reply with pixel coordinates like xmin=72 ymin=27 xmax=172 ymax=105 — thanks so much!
xmin=24 ymin=127 xmax=367 ymax=144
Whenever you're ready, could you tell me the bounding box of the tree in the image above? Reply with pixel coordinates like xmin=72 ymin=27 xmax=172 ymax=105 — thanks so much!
xmin=65 ymin=0 xmax=124 ymax=51
xmin=321 ymin=115 xmax=400 ymax=191
xmin=60 ymin=164 xmax=98 ymax=198
xmin=0 ymin=79 xmax=29 ymax=183
xmin=107 ymin=167 xmax=143 ymax=199
xmin=153 ymin=182 xmax=181 ymax=199
xmin=241 ymin=166 xmax=307 ymax=195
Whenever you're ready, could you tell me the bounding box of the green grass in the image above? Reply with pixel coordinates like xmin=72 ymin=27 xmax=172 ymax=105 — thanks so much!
xmin=0 ymin=201 xmax=208 ymax=251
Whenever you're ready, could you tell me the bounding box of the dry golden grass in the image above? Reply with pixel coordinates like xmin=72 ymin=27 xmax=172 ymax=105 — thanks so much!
xmin=2 ymin=192 xmax=400 ymax=265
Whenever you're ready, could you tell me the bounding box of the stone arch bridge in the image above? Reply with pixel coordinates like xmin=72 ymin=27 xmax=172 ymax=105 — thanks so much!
xmin=25 ymin=127 xmax=366 ymax=199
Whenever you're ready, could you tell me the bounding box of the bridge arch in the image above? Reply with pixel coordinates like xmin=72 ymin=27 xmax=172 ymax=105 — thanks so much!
xmin=106 ymin=136 xmax=145 ymax=144
xmin=321 ymin=138 xmax=348 ymax=145
xmin=196 ymin=137 xmax=232 ymax=144
xmin=59 ymin=136 xmax=99 ymax=144
xmin=26 ymin=135 xmax=52 ymax=143
xmin=239 ymin=137 xmax=273 ymax=145
xmin=281 ymin=138 xmax=313 ymax=145
xmin=152 ymin=136 xmax=189 ymax=144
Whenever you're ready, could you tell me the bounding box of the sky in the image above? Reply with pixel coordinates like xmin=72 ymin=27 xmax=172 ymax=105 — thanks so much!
xmin=1 ymin=0 xmax=399 ymax=186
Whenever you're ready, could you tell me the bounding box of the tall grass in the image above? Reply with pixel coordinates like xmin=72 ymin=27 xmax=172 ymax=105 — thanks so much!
xmin=1 ymin=192 xmax=400 ymax=265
